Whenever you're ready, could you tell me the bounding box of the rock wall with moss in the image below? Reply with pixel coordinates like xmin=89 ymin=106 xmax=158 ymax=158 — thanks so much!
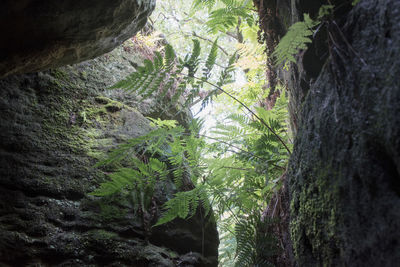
xmin=0 ymin=42 xmax=218 ymax=266
xmin=262 ymin=0 xmax=400 ymax=265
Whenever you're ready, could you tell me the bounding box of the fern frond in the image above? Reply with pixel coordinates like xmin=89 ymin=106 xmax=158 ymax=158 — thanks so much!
xmin=185 ymin=39 xmax=201 ymax=77
xmin=233 ymin=214 xmax=279 ymax=267
xmin=273 ymin=14 xmax=319 ymax=66
xmin=90 ymin=168 xmax=143 ymax=197
xmin=235 ymin=218 xmax=256 ymax=267
xmin=154 ymin=185 xmax=210 ymax=226
xmin=205 ymin=0 xmax=254 ymax=33
xmin=164 ymin=44 xmax=176 ymax=72
xmin=192 ymin=0 xmax=217 ymax=11
xmin=203 ymin=38 xmax=219 ymax=78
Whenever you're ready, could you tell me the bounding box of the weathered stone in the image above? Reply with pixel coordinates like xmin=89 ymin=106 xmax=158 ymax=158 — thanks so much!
xmin=277 ymin=0 xmax=400 ymax=265
xmin=0 ymin=43 xmax=219 ymax=266
xmin=0 ymin=0 xmax=155 ymax=78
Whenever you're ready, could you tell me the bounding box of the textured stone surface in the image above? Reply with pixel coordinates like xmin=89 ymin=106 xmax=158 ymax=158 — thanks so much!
xmin=283 ymin=0 xmax=400 ymax=266
xmin=0 ymin=0 xmax=155 ymax=77
xmin=0 ymin=43 xmax=218 ymax=266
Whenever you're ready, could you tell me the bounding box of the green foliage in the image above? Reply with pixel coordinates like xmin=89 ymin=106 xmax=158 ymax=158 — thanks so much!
xmin=317 ymin=5 xmax=334 ymax=19
xmin=155 ymin=185 xmax=210 ymax=226
xmin=235 ymin=217 xmax=256 ymax=266
xmin=94 ymin=124 xmax=184 ymax=167
xmin=235 ymin=215 xmax=279 ymax=267
xmin=90 ymin=91 xmax=290 ymax=264
xmin=273 ymin=4 xmax=337 ymax=66
xmin=206 ymin=93 xmax=289 ymax=266
xmin=111 ymin=39 xmax=235 ymax=113
xmin=91 ymin=1 xmax=295 ymax=264
xmin=192 ymin=0 xmax=217 ymax=11
xmin=93 ymin=157 xmax=168 ymax=196
xmin=91 ymin=156 xmax=168 ymax=213
xmin=110 ymin=44 xmax=177 ymax=104
xmin=212 ymin=92 xmax=290 ymax=172
xmin=272 ymin=14 xmax=319 ymax=66
xmin=193 ymin=0 xmax=255 ymax=33
xmin=205 ymin=39 xmax=219 ymax=76
xmin=91 ymin=118 xmax=211 ymax=226
xmin=148 ymin=117 xmax=178 ymax=129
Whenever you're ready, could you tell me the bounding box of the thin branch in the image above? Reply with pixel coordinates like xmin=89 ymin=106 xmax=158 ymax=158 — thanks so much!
xmin=225 ymin=31 xmax=240 ymax=40
xmin=192 ymin=32 xmax=229 ymax=56
xmin=193 ymin=77 xmax=292 ymax=155
xmin=219 ymin=166 xmax=255 ymax=171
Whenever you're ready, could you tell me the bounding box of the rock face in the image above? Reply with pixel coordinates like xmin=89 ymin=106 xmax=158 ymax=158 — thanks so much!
xmin=268 ymin=0 xmax=400 ymax=265
xmin=0 ymin=0 xmax=155 ymax=78
xmin=0 ymin=43 xmax=219 ymax=266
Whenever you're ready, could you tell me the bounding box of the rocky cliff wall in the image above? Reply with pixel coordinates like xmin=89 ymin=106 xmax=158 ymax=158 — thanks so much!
xmin=269 ymin=0 xmax=400 ymax=265
xmin=0 ymin=42 xmax=219 ymax=266
xmin=0 ymin=0 xmax=155 ymax=77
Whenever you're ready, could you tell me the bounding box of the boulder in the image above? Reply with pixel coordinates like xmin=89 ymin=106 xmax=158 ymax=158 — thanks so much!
xmin=0 ymin=0 xmax=155 ymax=77
xmin=255 ymin=0 xmax=400 ymax=265
xmin=0 ymin=42 xmax=219 ymax=266
xmin=278 ymin=0 xmax=400 ymax=265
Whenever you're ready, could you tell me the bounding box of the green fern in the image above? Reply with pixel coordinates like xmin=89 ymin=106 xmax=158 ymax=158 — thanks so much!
xmin=272 ymin=14 xmax=319 ymax=66
xmin=154 ymin=185 xmax=210 ymax=226
xmin=91 ymin=118 xmax=211 ymax=228
xmin=235 ymin=217 xmax=256 ymax=266
xmin=198 ymin=0 xmax=255 ymax=33
xmin=92 ymin=10 xmax=292 ymax=261
xmin=111 ymin=39 xmax=236 ymax=114
xmin=205 ymin=39 xmax=218 ymax=76
xmin=91 ymin=158 xmax=168 ymax=197
xmin=234 ymin=214 xmax=278 ymax=267
xmin=273 ymin=4 xmax=337 ymax=66
xmin=213 ymin=92 xmax=290 ymax=169
xmin=192 ymin=0 xmax=217 ymax=11
xmin=110 ymin=43 xmax=181 ymax=110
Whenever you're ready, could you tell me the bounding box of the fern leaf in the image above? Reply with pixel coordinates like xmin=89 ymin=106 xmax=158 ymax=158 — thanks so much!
xmin=154 ymin=186 xmax=210 ymax=227
xmin=192 ymin=0 xmax=216 ymax=11
xmin=164 ymin=44 xmax=176 ymax=72
xmin=273 ymin=14 xmax=319 ymax=66
xmin=186 ymin=39 xmax=201 ymax=77
xmin=204 ymin=38 xmax=219 ymax=78
xmin=90 ymin=168 xmax=142 ymax=197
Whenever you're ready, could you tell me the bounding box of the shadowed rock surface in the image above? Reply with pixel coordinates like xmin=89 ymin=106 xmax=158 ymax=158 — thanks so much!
xmin=0 ymin=43 xmax=218 ymax=266
xmin=269 ymin=0 xmax=400 ymax=265
xmin=0 ymin=0 xmax=155 ymax=77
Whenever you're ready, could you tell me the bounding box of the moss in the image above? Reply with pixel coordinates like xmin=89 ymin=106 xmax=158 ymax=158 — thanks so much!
xmin=94 ymin=96 xmax=126 ymax=112
xmin=83 ymin=97 xmax=128 ymax=125
xmin=80 ymin=71 xmax=88 ymax=79
xmin=95 ymin=96 xmax=111 ymax=104
xmin=98 ymin=201 xmax=127 ymax=221
xmin=51 ymin=69 xmax=69 ymax=81
xmin=88 ymin=229 xmax=118 ymax=240
xmin=91 ymin=107 xmax=108 ymax=116
xmin=290 ymin=163 xmax=342 ymax=265
xmin=105 ymin=101 xmax=124 ymax=112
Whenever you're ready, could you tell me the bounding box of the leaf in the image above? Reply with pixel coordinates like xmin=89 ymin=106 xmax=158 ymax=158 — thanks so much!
xmin=272 ymin=13 xmax=319 ymax=66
